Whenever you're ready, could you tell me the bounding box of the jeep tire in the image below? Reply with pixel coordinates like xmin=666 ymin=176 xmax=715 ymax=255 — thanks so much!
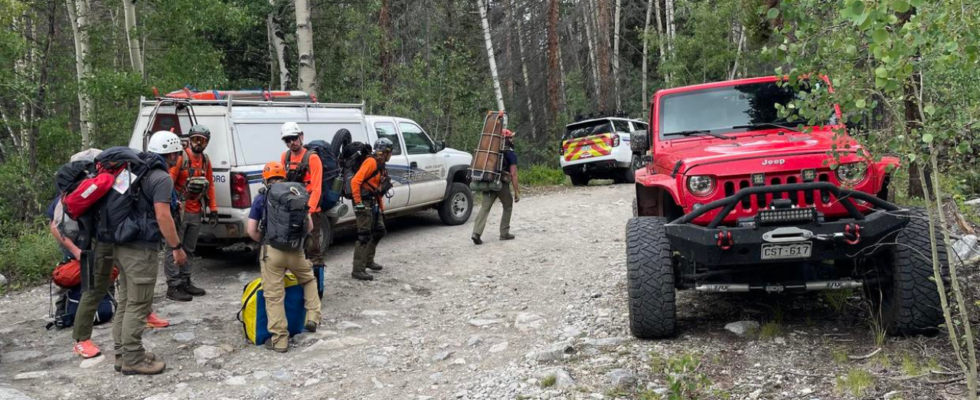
xmin=438 ymin=182 xmax=472 ymax=225
xmin=868 ymin=207 xmax=947 ymax=336
xmin=626 ymin=216 xmax=677 ymax=339
xmin=570 ymin=174 xmax=589 ymax=187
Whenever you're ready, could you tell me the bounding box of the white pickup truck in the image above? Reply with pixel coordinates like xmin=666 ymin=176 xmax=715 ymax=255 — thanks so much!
xmin=128 ymin=94 xmax=474 ymax=253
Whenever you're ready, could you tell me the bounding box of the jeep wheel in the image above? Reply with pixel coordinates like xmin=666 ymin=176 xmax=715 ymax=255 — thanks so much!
xmin=438 ymin=182 xmax=472 ymax=225
xmin=626 ymin=216 xmax=677 ymax=338
xmin=570 ymin=174 xmax=590 ymax=187
xmin=866 ymin=207 xmax=947 ymax=336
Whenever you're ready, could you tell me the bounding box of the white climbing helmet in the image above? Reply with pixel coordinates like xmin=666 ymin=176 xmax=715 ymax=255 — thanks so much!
xmin=147 ymin=131 xmax=183 ymax=154
xmin=281 ymin=122 xmax=303 ymax=139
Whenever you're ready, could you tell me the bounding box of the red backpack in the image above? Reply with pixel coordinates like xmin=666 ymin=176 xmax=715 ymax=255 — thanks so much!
xmin=59 ymin=147 xmax=143 ymax=220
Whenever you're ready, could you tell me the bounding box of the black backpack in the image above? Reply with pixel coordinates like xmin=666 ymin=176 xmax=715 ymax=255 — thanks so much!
xmin=339 ymin=142 xmax=375 ymax=199
xmin=96 ymin=152 xmax=170 ymax=244
xmin=263 ymin=182 xmax=310 ymax=251
xmin=46 ymin=286 xmax=115 ymax=330
xmin=283 ymin=140 xmax=342 ymax=210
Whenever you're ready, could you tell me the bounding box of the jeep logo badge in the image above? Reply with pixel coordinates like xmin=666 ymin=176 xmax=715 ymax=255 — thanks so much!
xmin=762 ymin=159 xmax=786 ymax=166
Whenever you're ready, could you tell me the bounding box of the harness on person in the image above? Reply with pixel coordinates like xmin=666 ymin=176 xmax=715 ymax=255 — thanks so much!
xmin=282 ymin=140 xmax=342 ymax=210
xmin=179 ymin=152 xmax=211 ymax=203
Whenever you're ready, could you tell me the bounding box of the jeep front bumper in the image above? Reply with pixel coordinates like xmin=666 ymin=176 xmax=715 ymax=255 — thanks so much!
xmin=665 ymin=182 xmax=909 ymax=266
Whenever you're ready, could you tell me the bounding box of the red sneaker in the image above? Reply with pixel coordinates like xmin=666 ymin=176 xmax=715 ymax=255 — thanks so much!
xmin=73 ymin=340 xmax=101 ymax=359
xmin=146 ymin=313 xmax=170 ymax=328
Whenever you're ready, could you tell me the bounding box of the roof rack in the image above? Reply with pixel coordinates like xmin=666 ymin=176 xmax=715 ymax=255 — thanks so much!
xmin=138 ymin=96 xmax=365 ymax=111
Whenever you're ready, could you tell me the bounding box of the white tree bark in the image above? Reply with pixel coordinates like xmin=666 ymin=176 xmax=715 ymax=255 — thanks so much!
xmin=268 ymin=1 xmax=290 ymax=90
xmin=664 ymin=0 xmax=675 ymax=84
xmin=513 ymin=4 xmax=536 ymax=139
xmin=294 ymin=0 xmax=318 ymax=98
xmin=582 ymin=1 xmax=600 ymax=103
xmin=730 ymin=24 xmax=746 ymax=80
xmin=477 ymin=0 xmax=506 ymax=113
xmin=642 ymin=0 xmax=654 ymax=114
xmin=613 ymin=0 xmax=622 ymax=112
xmin=66 ymin=0 xmax=93 ymax=148
xmin=122 ymin=0 xmax=143 ymax=78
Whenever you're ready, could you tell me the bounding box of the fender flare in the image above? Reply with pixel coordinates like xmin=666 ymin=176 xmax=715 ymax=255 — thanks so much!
xmin=634 ymin=170 xmax=684 ymax=217
xmin=443 ymin=165 xmax=470 ymax=199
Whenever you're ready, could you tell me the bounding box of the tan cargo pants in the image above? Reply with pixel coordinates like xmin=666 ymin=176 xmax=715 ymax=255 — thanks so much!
xmin=261 ymin=245 xmax=322 ymax=350
xmin=112 ymin=244 xmax=158 ymax=365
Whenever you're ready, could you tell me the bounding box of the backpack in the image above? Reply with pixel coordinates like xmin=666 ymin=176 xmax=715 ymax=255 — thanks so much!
xmin=96 ymin=152 xmax=170 ymax=244
xmin=46 ymin=286 xmax=116 ymax=330
xmin=237 ymin=274 xmax=307 ymax=345
xmin=339 ymin=142 xmax=377 ymax=199
xmin=58 ymin=147 xmax=141 ymax=220
xmin=262 ymin=182 xmax=310 ymax=251
xmin=51 ymin=259 xmax=119 ymax=288
xmin=282 ymin=141 xmax=341 ymax=210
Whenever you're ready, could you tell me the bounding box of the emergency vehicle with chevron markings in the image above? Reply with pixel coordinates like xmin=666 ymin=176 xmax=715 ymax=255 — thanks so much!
xmin=559 ymin=117 xmax=648 ymax=186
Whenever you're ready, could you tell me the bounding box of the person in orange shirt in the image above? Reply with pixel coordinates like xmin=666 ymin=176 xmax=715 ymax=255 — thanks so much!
xmin=279 ymin=122 xmax=325 ymax=270
xmin=350 ymin=138 xmax=394 ymax=281
xmin=165 ymin=125 xmax=216 ymax=302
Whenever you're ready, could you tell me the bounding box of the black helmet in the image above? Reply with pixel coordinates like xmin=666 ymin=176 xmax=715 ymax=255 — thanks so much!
xmin=188 ymin=125 xmax=211 ymax=140
xmin=374 ymin=138 xmax=394 ymax=153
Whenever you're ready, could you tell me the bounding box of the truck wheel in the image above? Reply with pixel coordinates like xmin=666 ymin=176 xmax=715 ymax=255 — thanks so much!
xmin=867 ymin=207 xmax=947 ymax=336
xmin=570 ymin=174 xmax=590 ymax=187
xmin=438 ymin=182 xmax=472 ymax=225
xmin=626 ymin=216 xmax=677 ymax=339
xmin=624 ymin=155 xmax=640 ymax=184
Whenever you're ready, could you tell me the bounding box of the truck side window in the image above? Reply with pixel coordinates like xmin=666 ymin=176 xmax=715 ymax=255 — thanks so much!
xmin=375 ymin=122 xmax=403 ymax=155
xmin=399 ymin=123 xmax=436 ymax=155
xmin=613 ymin=120 xmax=632 ymax=133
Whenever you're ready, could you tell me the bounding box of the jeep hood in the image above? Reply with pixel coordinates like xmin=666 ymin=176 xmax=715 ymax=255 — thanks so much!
xmin=659 ymin=131 xmax=860 ymax=170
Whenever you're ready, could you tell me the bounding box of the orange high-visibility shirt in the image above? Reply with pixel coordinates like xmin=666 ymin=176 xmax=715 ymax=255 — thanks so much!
xmin=351 ymin=157 xmax=385 ymax=211
xmin=169 ymin=149 xmax=217 ymax=214
xmin=281 ymin=148 xmax=323 ymax=213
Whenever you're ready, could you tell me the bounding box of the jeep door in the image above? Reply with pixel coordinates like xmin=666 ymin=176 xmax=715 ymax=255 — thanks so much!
xmin=397 ymin=120 xmax=448 ymax=206
xmin=371 ymin=120 xmax=410 ymax=210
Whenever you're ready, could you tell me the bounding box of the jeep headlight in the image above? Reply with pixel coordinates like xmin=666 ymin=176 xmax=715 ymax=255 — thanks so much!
xmin=835 ymin=162 xmax=868 ymax=185
xmin=687 ymin=175 xmax=716 ymax=197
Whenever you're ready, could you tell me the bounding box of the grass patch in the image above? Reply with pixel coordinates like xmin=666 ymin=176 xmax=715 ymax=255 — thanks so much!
xmin=0 ymin=223 xmax=62 ymax=293
xmin=822 ymin=289 xmax=853 ymax=314
xmin=832 ymin=348 xmax=850 ymax=364
xmin=759 ymin=321 xmax=784 ymax=340
xmin=901 ymin=353 xmax=924 ymax=376
xmin=521 ymin=165 xmax=567 ymax=186
xmin=836 ymin=369 xmax=875 ymax=397
xmin=648 ymin=352 xmax=729 ymax=399
xmin=540 ymin=374 xmax=556 ymax=388
xmin=865 ymin=302 xmax=887 ymax=347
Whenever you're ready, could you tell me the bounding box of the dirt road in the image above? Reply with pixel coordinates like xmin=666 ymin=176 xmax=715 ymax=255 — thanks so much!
xmin=0 ymin=184 xmax=964 ymax=399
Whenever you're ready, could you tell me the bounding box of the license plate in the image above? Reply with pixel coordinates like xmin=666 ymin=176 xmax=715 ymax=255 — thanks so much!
xmin=761 ymin=242 xmax=812 ymax=260
xmin=581 ymin=145 xmax=592 ymax=151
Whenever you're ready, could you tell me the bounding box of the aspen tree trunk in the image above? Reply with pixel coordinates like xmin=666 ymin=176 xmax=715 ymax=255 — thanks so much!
xmin=66 ymin=0 xmax=93 ymax=148
xmin=294 ymin=0 xmax=318 ymax=99
xmin=613 ymin=0 xmax=621 ymax=112
xmin=642 ymin=0 xmax=654 ymax=113
xmin=268 ymin=1 xmax=290 ymax=90
xmin=582 ymin=2 xmax=600 ymax=106
xmin=730 ymin=24 xmax=745 ymax=80
xmin=501 ymin=0 xmax=515 ymax=99
xmin=380 ymin=0 xmax=393 ymax=96
xmin=122 ymin=0 xmax=143 ymax=78
xmin=664 ymin=0 xmax=675 ymax=83
xmin=477 ymin=0 xmax=506 ymax=113
xmin=596 ymin=0 xmax=611 ymax=114
xmin=547 ymin=0 xmax=561 ymax=130
xmin=514 ymin=2 xmax=536 ymax=138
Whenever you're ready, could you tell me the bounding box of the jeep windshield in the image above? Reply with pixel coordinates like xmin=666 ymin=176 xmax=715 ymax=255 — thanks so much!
xmin=659 ymin=82 xmax=833 ymax=139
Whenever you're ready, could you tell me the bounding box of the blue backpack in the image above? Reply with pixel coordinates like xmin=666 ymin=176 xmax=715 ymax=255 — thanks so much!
xmin=47 ymin=286 xmax=116 ymax=330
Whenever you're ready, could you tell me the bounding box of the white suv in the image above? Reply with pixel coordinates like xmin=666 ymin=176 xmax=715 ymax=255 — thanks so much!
xmin=128 ymin=95 xmax=474 ymax=253
xmin=559 ymin=117 xmax=648 ymax=186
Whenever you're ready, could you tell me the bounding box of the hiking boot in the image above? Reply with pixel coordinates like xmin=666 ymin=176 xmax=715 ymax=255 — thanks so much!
xmin=146 ymin=313 xmax=170 ymax=328
xmin=167 ymin=286 xmax=192 ymax=302
xmin=121 ymin=356 xmax=165 ymax=376
xmin=305 ymin=321 xmax=318 ymax=333
xmin=182 ymin=281 xmax=206 ymax=296
xmin=351 ymin=271 xmax=374 ymax=281
xmin=264 ymin=338 xmax=288 ymax=353
xmin=115 ymin=352 xmax=155 ymax=372
xmin=366 ymin=262 xmax=383 ymax=271
xmin=500 ymin=233 xmax=516 ymax=241
xmin=72 ymin=340 xmax=101 ymax=359
xmin=471 ymin=234 xmax=483 ymax=245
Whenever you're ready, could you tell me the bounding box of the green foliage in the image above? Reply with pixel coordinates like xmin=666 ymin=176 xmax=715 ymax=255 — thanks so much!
xmin=836 ymin=369 xmax=875 ymax=397
xmin=832 ymin=348 xmax=850 ymax=364
xmin=648 ymin=352 xmax=721 ymax=400
xmin=822 ymin=289 xmax=853 ymax=314
xmin=0 ymin=223 xmax=61 ymax=291
xmin=901 ymin=353 xmax=924 ymax=376
xmin=539 ymin=374 xmax=556 ymax=388
xmin=522 ymin=165 xmax=567 ymax=187
xmin=758 ymin=321 xmax=784 ymax=340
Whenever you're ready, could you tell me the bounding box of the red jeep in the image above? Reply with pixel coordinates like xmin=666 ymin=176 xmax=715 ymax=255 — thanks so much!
xmin=627 ymin=76 xmax=948 ymax=338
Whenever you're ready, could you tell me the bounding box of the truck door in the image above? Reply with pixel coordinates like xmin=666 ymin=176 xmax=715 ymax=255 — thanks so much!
xmin=398 ymin=121 xmax=447 ymax=205
xmin=373 ymin=121 xmax=410 ymax=210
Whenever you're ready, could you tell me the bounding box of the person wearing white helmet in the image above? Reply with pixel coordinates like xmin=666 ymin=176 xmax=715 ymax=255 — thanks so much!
xmin=110 ymin=131 xmax=186 ymax=376
xmin=279 ymin=122 xmax=327 ymax=272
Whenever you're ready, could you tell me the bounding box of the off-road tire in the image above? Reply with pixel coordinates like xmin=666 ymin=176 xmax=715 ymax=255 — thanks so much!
xmin=438 ymin=182 xmax=472 ymax=225
xmin=330 ymin=129 xmax=353 ymax=157
xmin=570 ymin=174 xmax=590 ymax=187
xmin=868 ymin=207 xmax=947 ymax=336
xmin=632 ymin=198 xmax=638 ymax=217
xmin=623 ymin=155 xmax=640 ymax=184
xmin=626 ymin=216 xmax=677 ymax=338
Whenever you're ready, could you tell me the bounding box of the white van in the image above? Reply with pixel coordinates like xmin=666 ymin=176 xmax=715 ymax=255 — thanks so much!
xmin=129 ymin=95 xmax=474 ymax=253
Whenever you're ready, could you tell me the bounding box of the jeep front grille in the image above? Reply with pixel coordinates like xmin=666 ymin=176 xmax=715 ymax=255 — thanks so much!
xmin=719 ymin=171 xmax=836 ymax=212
